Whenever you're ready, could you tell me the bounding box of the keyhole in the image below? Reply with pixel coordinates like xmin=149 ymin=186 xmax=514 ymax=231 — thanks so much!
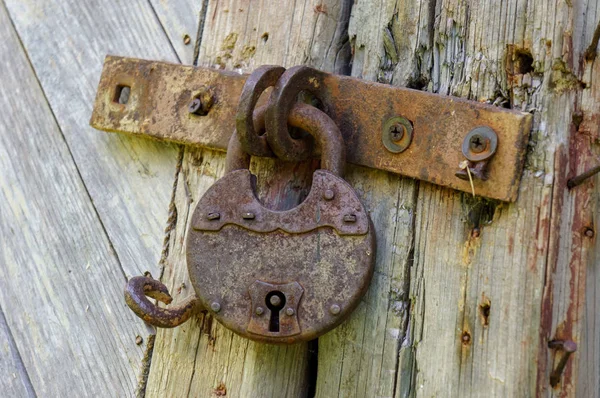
xmin=265 ymin=291 xmax=286 ymax=332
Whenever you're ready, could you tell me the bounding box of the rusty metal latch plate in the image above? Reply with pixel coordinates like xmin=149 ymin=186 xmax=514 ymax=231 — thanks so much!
xmin=91 ymin=56 xmax=532 ymax=201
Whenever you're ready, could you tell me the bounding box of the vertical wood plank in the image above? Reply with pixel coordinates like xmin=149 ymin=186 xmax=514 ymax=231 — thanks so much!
xmin=321 ymin=0 xmax=599 ymax=397
xmin=316 ymin=2 xmax=428 ymax=396
xmin=147 ymin=1 xmax=353 ymax=397
xmin=148 ymin=0 xmax=207 ymax=64
xmin=0 ymin=307 xmax=35 ymax=398
xmin=0 ymin=3 xmax=159 ymax=395
xmin=3 ymin=0 xmax=181 ymax=279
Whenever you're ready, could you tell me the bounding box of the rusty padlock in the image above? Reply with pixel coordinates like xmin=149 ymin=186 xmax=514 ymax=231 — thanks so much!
xmin=125 ymin=68 xmax=375 ymax=344
xmin=187 ymin=106 xmax=374 ymax=344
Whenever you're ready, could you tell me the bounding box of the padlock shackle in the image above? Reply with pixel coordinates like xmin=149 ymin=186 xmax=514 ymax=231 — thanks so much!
xmin=226 ymin=103 xmax=345 ymax=176
xmin=287 ymin=103 xmax=345 ymax=176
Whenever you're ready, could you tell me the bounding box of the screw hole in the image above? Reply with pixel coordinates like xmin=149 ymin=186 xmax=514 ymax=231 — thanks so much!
xmin=461 ymin=331 xmax=471 ymax=345
xmin=113 ymin=85 xmax=130 ymax=105
xmin=479 ymin=299 xmax=491 ymax=327
xmin=514 ymin=48 xmax=534 ymax=74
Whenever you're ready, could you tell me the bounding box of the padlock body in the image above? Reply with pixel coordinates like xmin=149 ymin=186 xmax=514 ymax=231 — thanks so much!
xmin=186 ymin=169 xmax=375 ymax=344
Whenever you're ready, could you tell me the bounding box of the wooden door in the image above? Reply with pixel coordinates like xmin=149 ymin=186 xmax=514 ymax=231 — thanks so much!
xmin=0 ymin=0 xmax=598 ymax=397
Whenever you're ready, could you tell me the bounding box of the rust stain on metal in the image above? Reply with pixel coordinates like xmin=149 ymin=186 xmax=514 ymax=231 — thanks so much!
xmin=184 ymin=108 xmax=375 ymax=344
xmin=91 ymin=56 xmax=532 ymax=201
xmin=191 ymin=169 xmax=368 ymax=235
xmin=122 ymin=95 xmax=376 ymax=344
xmin=124 ymin=276 xmax=202 ymax=328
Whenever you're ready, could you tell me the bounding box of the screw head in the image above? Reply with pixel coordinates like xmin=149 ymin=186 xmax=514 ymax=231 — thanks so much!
xmin=207 ymin=212 xmax=220 ymax=220
xmin=242 ymin=212 xmax=256 ymax=220
xmin=462 ymin=127 xmax=498 ymax=162
xmin=329 ymin=304 xmax=341 ymax=315
xmin=188 ymin=89 xmax=214 ymax=116
xmin=382 ymin=116 xmax=413 ymax=154
xmin=285 ymin=308 xmax=295 ymax=316
xmin=255 ymin=306 xmax=265 ymax=316
xmin=188 ymin=98 xmax=202 ymax=114
xmin=585 ymin=228 xmax=595 ymax=238
xmin=343 ymin=214 xmax=357 ymax=223
xmin=468 ymin=134 xmax=488 ymax=153
xmin=323 ymin=189 xmax=335 ymax=201
xmin=269 ymin=295 xmax=282 ymax=307
xmin=210 ymin=302 xmax=221 ymax=313
xmin=389 ymin=123 xmax=406 ymax=142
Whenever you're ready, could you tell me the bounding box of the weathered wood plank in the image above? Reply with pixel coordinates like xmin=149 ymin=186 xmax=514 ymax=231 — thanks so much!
xmin=405 ymin=0 xmax=585 ymax=396
xmin=3 ymin=0 xmax=180 ymax=279
xmin=566 ymin=3 xmax=600 ymax=396
xmin=317 ymin=0 xmax=599 ymax=397
xmin=318 ymin=169 xmax=416 ymax=398
xmin=577 ymin=13 xmax=600 ymax=390
xmin=0 ymin=3 xmax=158 ymax=395
xmin=148 ymin=0 xmax=207 ymax=64
xmin=0 ymin=307 xmax=35 ymax=398
xmin=147 ymin=1 xmax=353 ymax=396
xmin=578 ymin=168 xmax=600 ymax=397
xmin=315 ymin=2 xmax=428 ymax=396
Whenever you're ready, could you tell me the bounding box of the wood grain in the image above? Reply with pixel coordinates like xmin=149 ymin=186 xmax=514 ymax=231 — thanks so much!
xmin=146 ymin=1 xmax=353 ymax=396
xmin=3 ymin=0 xmax=597 ymax=396
xmin=3 ymin=0 xmax=180 ymax=279
xmin=148 ymin=0 xmax=207 ymax=65
xmin=341 ymin=0 xmax=599 ymax=397
xmin=0 ymin=3 xmax=161 ymax=395
xmin=0 ymin=307 xmax=35 ymax=398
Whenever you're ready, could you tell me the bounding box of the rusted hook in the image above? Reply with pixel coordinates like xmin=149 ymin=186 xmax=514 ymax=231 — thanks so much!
xmin=124 ymin=276 xmax=202 ymax=328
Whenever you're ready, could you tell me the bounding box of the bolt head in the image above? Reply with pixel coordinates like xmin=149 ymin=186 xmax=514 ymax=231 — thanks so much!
xmin=323 ymin=189 xmax=335 ymax=201
xmin=210 ymin=302 xmax=221 ymax=313
xmin=329 ymin=304 xmax=341 ymax=315
xmin=285 ymin=308 xmax=295 ymax=316
xmin=255 ymin=306 xmax=265 ymax=316
xmin=389 ymin=123 xmax=406 ymax=142
xmin=585 ymin=228 xmax=595 ymax=238
xmin=269 ymin=295 xmax=282 ymax=307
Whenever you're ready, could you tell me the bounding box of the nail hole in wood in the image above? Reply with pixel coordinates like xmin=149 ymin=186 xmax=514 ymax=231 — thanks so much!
xmin=479 ymin=299 xmax=491 ymax=327
xmin=514 ymin=48 xmax=534 ymax=74
xmin=461 ymin=331 xmax=471 ymax=345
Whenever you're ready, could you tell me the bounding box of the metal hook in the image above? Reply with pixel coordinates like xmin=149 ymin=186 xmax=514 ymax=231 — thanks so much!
xmin=124 ymin=276 xmax=202 ymax=328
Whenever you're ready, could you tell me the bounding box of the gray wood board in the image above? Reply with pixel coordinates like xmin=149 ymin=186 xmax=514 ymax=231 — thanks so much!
xmin=148 ymin=0 xmax=206 ymax=65
xmin=146 ymin=1 xmax=353 ymax=396
xmin=0 ymin=2 xmax=156 ymax=395
xmin=0 ymin=307 xmax=35 ymax=398
xmin=3 ymin=0 xmax=181 ymax=279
